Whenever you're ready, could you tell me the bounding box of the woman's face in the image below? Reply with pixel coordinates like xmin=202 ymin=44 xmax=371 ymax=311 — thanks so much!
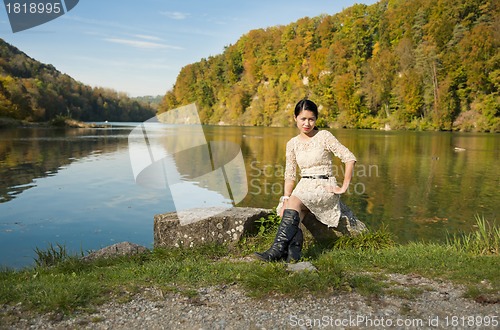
xmin=295 ymin=110 xmax=317 ymax=135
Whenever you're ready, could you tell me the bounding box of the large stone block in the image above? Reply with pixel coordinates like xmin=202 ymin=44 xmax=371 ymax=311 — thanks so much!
xmin=302 ymin=200 xmax=367 ymax=244
xmin=154 ymin=203 xmax=367 ymax=249
xmin=154 ymin=207 xmax=273 ymax=248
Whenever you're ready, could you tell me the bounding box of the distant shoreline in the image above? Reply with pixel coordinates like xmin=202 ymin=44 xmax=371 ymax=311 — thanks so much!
xmin=1 ymin=116 xmax=498 ymax=133
xmin=0 ymin=117 xmax=107 ymax=129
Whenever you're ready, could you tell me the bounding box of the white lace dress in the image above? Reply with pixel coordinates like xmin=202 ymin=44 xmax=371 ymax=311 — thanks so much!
xmin=280 ymin=130 xmax=357 ymax=227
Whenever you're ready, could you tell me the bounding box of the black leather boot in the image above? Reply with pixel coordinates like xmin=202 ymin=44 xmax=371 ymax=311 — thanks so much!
xmin=286 ymin=227 xmax=303 ymax=262
xmin=254 ymin=209 xmax=300 ymax=262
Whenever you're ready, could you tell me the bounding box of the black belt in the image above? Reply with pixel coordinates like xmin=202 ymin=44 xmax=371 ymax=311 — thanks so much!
xmin=301 ymin=175 xmax=329 ymax=179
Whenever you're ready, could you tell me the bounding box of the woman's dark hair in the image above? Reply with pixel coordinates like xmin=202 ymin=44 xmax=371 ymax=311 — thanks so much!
xmin=294 ymin=99 xmax=319 ymax=130
xmin=294 ymin=99 xmax=319 ymax=118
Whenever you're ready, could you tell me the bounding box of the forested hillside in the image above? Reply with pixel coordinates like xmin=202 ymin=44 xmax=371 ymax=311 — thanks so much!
xmin=0 ymin=39 xmax=155 ymax=123
xmin=159 ymin=0 xmax=499 ymax=132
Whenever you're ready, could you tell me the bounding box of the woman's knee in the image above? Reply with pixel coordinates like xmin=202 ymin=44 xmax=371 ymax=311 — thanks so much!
xmin=287 ymin=196 xmax=307 ymax=211
xmin=287 ymin=196 xmax=300 ymax=208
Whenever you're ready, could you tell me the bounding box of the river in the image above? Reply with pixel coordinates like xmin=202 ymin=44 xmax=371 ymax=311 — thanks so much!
xmin=0 ymin=124 xmax=498 ymax=268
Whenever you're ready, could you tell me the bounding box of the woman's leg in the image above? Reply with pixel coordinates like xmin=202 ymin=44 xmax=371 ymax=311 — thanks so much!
xmin=286 ymin=195 xmax=309 ymax=220
xmin=254 ymin=195 xmax=308 ymax=262
xmin=254 ymin=208 xmax=300 ymax=262
xmin=284 ymin=195 xmax=308 ymax=262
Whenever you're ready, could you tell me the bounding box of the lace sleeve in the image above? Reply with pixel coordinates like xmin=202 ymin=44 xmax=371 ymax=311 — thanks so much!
xmin=284 ymin=139 xmax=297 ymax=181
xmin=324 ymin=131 xmax=357 ymax=163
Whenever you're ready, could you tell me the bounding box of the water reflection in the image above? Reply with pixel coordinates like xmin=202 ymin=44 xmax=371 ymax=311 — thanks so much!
xmin=205 ymin=127 xmax=499 ymax=243
xmin=0 ymin=127 xmax=132 ymax=203
xmin=0 ymin=125 xmax=498 ymax=268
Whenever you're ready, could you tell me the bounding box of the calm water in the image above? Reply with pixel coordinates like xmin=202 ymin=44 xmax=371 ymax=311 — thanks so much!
xmin=0 ymin=125 xmax=498 ymax=268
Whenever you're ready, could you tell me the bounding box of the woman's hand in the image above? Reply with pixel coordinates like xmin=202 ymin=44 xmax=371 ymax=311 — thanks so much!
xmin=279 ymin=200 xmax=287 ymax=217
xmin=279 ymin=197 xmax=289 ymax=217
xmin=325 ymin=160 xmax=355 ymax=195
xmin=324 ymin=184 xmax=347 ymax=195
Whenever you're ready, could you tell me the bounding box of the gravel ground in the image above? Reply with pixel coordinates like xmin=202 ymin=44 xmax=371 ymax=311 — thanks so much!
xmin=1 ymin=272 xmax=498 ymax=329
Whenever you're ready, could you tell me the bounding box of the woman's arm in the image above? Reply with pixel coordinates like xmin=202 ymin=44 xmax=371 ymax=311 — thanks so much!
xmin=280 ymin=139 xmax=297 ymax=215
xmin=279 ymin=179 xmax=295 ymax=216
xmin=323 ymin=131 xmax=357 ymax=195
xmin=326 ymin=160 xmax=356 ymax=194
xmin=339 ymin=160 xmax=356 ymax=193
xmin=283 ymin=179 xmax=295 ymax=197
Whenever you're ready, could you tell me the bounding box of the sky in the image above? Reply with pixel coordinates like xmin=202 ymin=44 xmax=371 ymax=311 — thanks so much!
xmin=0 ymin=0 xmax=378 ymax=97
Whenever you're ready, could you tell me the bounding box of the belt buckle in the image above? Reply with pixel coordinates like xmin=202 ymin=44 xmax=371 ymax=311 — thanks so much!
xmin=303 ymin=174 xmax=328 ymax=179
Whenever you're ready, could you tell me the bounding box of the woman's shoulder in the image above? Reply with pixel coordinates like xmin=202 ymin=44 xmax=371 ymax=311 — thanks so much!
xmin=286 ymin=135 xmax=299 ymax=148
xmin=288 ymin=134 xmax=302 ymax=142
xmin=317 ymin=129 xmax=336 ymax=140
xmin=317 ymin=129 xmax=333 ymax=136
xmin=317 ymin=130 xmax=342 ymax=146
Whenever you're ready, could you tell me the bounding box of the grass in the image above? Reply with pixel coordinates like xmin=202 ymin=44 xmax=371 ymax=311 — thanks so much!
xmin=0 ymin=214 xmax=498 ymax=317
xmin=33 ymin=243 xmax=80 ymax=268
xmin=447 ymin=214 xmax=500 ymax=255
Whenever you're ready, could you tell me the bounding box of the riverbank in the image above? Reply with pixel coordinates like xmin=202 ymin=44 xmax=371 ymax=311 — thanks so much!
xmin=0 ymin=116 xmax=104 ymax=129
xmin=1 ymin=218 xmax=498 ymax=329
xmin=3 ymin=273 xmax=498 ymax=329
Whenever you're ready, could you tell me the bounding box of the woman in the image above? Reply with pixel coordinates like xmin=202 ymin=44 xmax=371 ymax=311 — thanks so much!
xmin=254 ymin=99 xmax=357 ymax=262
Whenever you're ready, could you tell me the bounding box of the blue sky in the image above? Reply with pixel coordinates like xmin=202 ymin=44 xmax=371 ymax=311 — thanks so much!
xmin=1 ymin=0 xmax=378 ymax=97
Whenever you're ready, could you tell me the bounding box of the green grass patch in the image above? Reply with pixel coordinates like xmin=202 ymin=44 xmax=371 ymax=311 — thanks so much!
xmin=0 ymin=215 xmax=498 ymax=317
xmin=333 ymin=224 xmax=396 ymax=251
xmin=447 ymin=215 xmax=499 ymax=255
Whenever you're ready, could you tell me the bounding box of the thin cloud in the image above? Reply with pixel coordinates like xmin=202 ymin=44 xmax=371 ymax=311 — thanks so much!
xmin=132 ymin=34 xmax=163 ymax=42
xmin=160 ymin=11 xmax=190 ymax=20
xmin=104 ymin=37 xmax=183 ymax=50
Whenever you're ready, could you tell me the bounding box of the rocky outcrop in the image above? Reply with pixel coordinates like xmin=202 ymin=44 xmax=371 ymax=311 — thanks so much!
xmin=82 ymin=242 xmax=148 ymax=261
xmin=154 ymin=203 xmax=367 ymax=249
xmin=154 ymin=207 xmax=271 ymax=248
xmin=79 ymin=204 xmax=366 ymax=262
